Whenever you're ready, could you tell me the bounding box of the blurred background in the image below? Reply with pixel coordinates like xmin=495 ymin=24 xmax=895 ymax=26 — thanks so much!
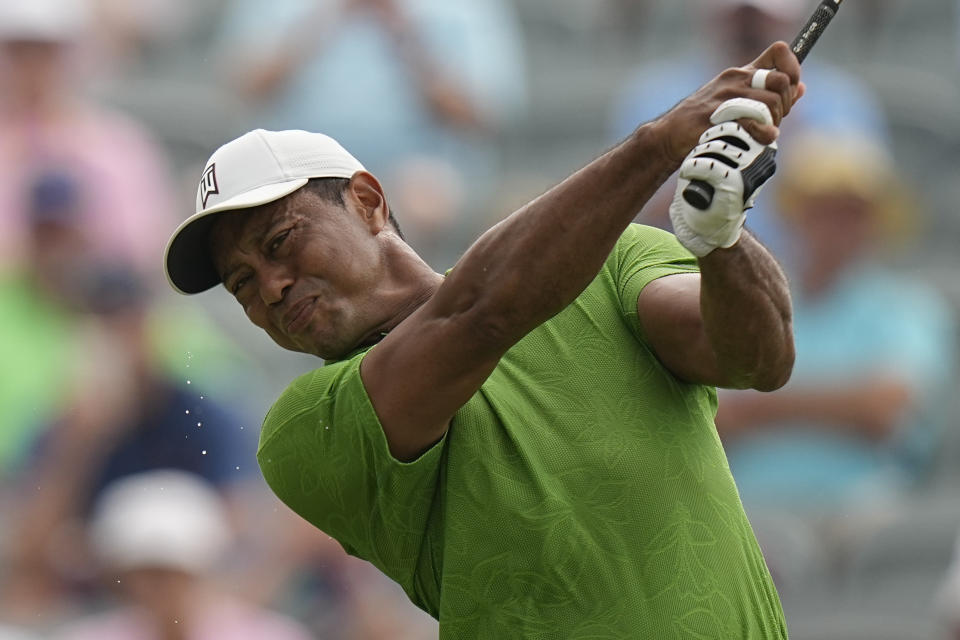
xmin=1 ymin=0 xmax=959 ymax=638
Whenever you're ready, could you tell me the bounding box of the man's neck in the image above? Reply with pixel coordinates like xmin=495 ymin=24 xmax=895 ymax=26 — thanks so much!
xmin=338 ymin=240 xmax=443 ymax=359
xmin=377 ymin=267 xmax=443 ymax=336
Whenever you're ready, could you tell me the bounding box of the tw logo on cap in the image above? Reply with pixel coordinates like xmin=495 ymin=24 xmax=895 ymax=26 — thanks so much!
xmin=200 ymin=163 xmax=219 ymax=208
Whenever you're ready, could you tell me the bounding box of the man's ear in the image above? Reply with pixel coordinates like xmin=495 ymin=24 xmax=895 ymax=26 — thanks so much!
xmin=347 ymin=171 xmax=389 ymax=233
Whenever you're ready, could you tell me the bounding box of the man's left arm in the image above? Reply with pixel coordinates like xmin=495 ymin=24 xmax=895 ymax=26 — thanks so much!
xmin=637 ymin=230 xmax=794 ymax=391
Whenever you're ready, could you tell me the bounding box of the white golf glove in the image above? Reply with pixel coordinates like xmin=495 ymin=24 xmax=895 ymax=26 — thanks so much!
xmin=669 ymin=98 xmax=777 ymax=257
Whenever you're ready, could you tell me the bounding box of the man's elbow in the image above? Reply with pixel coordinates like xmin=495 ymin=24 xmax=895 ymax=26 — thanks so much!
xmin=750 ymin=344 xmax=795 ymax=392
xmin=722 ymin=341 xmax=794 ymax=392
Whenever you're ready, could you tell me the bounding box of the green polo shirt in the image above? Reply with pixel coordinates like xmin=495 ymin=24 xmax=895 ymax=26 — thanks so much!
xmin=258 ymin=224 xmax=787 ymax=639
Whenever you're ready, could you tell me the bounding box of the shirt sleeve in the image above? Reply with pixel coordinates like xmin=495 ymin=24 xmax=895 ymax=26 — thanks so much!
xmin=257 ymin=351 xmax=445 ymax=588
xmin=611 ymin=223 xmax=700 ymax=345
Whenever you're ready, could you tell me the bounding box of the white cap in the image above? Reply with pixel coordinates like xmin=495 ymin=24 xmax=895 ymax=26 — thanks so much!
xmin=164 ymin=129 xmax=366 ymax=294
xmin=0 ymin=0 xmax=90 ymax=43
xmin=89 ymin=470 xmax=231 ymax=573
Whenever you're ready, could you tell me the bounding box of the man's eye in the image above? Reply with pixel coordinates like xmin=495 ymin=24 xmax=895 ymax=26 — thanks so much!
xmin=232 ymin=276 xmax=249 ymax=295
xmin=268 ymin=230 xmax=291 ymax=254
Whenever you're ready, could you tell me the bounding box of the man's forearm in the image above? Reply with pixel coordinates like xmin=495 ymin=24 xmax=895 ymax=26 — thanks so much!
xmin=437 ymin=121 xmax=679 ymax=345
xmin=698 ymin=231 xmax=794 ymax=391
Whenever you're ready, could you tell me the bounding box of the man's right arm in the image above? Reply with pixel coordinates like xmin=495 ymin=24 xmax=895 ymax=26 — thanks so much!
xmin=363 ymin=42 xmax=803 ymax=461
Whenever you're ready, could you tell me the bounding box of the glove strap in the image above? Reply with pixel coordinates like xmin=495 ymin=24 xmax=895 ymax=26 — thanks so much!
xmin=740 ymin=146 xmax=778 ymax=205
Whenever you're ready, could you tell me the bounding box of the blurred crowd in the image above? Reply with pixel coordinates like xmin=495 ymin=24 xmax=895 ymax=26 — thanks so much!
xmin=0 ymin=0 xmax=958 ymax=639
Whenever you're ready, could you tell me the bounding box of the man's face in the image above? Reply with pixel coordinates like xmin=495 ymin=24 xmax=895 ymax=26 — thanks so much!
xmin=209 ymin=185 xmax=385 ymax=359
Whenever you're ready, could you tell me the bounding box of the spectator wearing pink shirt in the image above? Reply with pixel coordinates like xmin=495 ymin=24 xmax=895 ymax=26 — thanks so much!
xmin=52 ymin=470 xmax=313 ymax=640
xmin=0 ymin=0 xmax=176 ymax=277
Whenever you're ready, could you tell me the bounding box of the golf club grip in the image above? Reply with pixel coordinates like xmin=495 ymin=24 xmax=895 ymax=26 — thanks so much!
xmin=681 ymin=0 xmax=842 ymax=211
xmin=791 ymin=0 xmax=842 ymax=63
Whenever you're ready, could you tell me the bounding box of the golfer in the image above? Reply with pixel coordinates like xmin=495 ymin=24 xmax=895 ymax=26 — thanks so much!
xmin=165 ymin=41 xmax=801 ymax=638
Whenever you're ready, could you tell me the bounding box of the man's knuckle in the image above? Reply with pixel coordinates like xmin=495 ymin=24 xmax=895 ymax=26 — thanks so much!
xmin=720 ymin=68 xmax=744 ymax=82
xmin=767 ymin=73 xmax=789 ymax=91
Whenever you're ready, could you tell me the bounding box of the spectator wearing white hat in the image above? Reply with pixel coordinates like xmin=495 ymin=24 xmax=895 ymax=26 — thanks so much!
xmin=52 ymin=470 xmax=313 ymax=640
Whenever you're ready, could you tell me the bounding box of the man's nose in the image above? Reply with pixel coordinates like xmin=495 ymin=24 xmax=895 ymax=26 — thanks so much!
xmin=259 ymin=263 xmax=294 ymax=306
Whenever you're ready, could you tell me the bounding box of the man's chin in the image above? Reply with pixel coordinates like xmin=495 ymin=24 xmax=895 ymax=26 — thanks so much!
xmin=268 ymin=328 xmax=380 ymax=361
xmin=277 ymin=337 xmax=344 ymax=361
xmin=266 ymin=331 xmax=317 ymax=357
xmin=282 ymin=343 xmax=314 ymax=355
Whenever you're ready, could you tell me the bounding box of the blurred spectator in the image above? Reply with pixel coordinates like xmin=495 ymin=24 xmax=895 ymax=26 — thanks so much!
xmin=0 ymin=0 xmax=177 ymax=277
xmin=716 ymin=134 xmax=956 ymax=512
xmin=50 ymin=470 xmax=313 ymax=640
xmin=607 ymin=0 xmax=890 ymax=264
xmin=0 ymin=263 xmax=258 ymax=624
xmin=0 ymin=171 xmax=88 ymax=472
xmin=215 ymin=0 xmax=527 ymax=268
xmin=0 ymin=169 xmax=260 ymax=474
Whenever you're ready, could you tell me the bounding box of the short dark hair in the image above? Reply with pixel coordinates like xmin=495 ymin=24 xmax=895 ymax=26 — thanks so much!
xmin=304 ymin=177 xmax=404 ymax=241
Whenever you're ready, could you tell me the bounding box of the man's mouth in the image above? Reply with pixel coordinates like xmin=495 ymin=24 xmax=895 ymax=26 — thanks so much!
xmin=283 ymin=297 xmax=316 ymax=334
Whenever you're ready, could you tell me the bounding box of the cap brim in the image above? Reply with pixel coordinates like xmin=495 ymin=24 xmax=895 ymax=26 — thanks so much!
xmin=164 ymin=178 xmax=308 ymax=294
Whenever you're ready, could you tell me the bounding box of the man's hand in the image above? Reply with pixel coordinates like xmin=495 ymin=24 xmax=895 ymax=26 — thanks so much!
xmin=655 ymin=41 xmax=803 ymax=165
xmin=669 ymin=99 xmax=775 ymax=257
